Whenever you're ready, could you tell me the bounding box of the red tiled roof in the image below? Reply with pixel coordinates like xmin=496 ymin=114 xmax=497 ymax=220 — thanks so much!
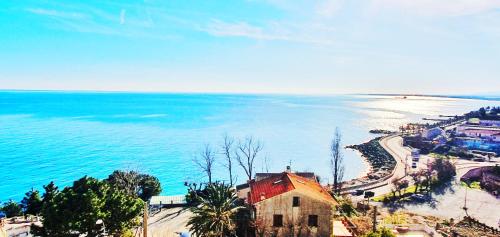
xmin=249 ymin=172 xmax=337 ymax=205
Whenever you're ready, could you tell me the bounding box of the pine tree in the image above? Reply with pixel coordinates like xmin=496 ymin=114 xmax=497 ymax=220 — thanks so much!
xmin=21 ymin=188 xmax=43 ymax=215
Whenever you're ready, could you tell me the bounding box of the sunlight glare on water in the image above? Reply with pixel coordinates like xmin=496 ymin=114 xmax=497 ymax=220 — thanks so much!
xmin=0 ymin=92 xmax=496 ymax=201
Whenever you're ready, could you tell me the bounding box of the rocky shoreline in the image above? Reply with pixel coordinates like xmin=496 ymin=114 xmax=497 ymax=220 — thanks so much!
xmin=346 ymin=137 xmax=397 ymax=180
xmin=368 ymin=129 xmax=395 ymax=135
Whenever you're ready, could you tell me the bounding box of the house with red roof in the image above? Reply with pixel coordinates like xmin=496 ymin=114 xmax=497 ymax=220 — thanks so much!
xmin=244 ymin=169 xmax=351 ymax=237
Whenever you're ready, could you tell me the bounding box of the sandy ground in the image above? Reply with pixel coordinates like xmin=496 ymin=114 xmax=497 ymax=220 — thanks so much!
xmin=145 ymin=207 xmax=192 ymax=237
xmin=4 ymin=208 xmax=193 ymax=237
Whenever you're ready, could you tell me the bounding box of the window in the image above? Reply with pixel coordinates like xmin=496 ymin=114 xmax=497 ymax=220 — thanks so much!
xmin=292 ymin=196 xmax=300 ymax=207
xmin=308 ymin=215 xmax=318 ymax=227
xmin=273 ymin=215 xmax=283 ymax=227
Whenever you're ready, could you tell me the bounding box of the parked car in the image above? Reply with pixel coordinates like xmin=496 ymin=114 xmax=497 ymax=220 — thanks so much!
xmin=352 ymin=189 xmax=364 ymax=196
xmin=472 ymin=157 xmax=486 ymax=162
xmin=412 ymin=162 xmax=417 ymax=169
xmin=364 ymin=191 xmax=375 ymax=198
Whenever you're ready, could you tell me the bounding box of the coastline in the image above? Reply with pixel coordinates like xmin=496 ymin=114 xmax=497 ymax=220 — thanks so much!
xmin=358 ymin=93 xmax=500 ymax=101
xmin=352 ymin=149 xmax=372 ymax=179
xmin=343 ymin=136 xmax=398 ymax=189
xmin=346 ymin=136 xmax=375 ymax=179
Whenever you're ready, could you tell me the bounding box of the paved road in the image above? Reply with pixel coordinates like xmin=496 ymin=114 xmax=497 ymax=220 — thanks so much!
xmin=351 ymin=135 xmax=432 ymax=200
xmin=357 ymin=135 xmax=498 ymax=198
xmin=146 ymin=207 xmax=192 ymax=237
xmin=373 ymin=137 xmax=500 ymax=228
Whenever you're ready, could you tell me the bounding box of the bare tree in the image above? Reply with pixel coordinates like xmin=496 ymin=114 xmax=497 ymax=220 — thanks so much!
xmin=193 ymin=144 xmax=216 ymax=184
xmin=330 ymin=127 xmax=345 ymax=195
xmin=221 ymin=134 xmax=236 ymax=186
xmin=410 ymin=171 xmax=423 ymax=193
xmin=391 ymin=177 xmax=400 ymax=198
xmin=235 ymin=136 xmax=263 ymax=181
xmin=262 ymin=155 xmax=270 ymax=173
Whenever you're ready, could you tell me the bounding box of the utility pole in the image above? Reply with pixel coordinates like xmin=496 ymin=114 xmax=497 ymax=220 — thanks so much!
xmin=143 ymin=202 xmax=148 ymax=237
xmin=404 ymin=155 xmax=409 ymax=177
xmin=463 ymin=187 xmax=469 ymax=216
xmin=372 ymin=206 xmax=377 ymax=233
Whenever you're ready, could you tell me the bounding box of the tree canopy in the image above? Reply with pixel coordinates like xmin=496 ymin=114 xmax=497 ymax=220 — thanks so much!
xmin=431 ymin=158 xmax=456 ymax=183
xmin=106 ymin=170 xmax=162 ymax=201
xmin=364 ymin=227 xmax=396 ymax=237
xmin=21 ymin=189 xmax=43 ymax=216
xmin=31 ymin=173 xmax=148 ymax=237
xmin=187 ymin=182 xmax=244 ymax=237
xmin=1 ymin=200 xmax=23 ymax=218
xmin=465 ymin=106 xmax=500 ymax=120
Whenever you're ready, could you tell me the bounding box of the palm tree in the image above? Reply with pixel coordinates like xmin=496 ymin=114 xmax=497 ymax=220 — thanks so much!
xmin=187 ymin=182 xmax=243 ymax=237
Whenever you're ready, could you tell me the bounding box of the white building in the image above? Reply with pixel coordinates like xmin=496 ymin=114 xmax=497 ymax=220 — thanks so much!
xmin=149 ymin=195 xmax=186 ymax=209
xmin=422 ymin=127 xmax=445 ymax=140
xmin=456 ymin=125 xmax=500 ymax=142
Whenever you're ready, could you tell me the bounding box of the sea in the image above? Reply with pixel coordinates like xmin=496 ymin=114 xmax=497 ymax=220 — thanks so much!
xmin=0 ymin=91 xmax=498 ymax=201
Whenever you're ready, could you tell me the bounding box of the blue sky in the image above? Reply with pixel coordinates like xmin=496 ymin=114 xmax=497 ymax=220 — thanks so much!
xmin=1 ymin=0 xmax=500 ymax=95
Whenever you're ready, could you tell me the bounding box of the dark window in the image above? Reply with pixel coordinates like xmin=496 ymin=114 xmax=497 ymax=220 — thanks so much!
xmin=308 ymin=215 xmax=318 ymax=227
xmin=273 ymin=215 xmax=283 ymax=227
xmin=292 ymin=196 xmax=300 ymax=207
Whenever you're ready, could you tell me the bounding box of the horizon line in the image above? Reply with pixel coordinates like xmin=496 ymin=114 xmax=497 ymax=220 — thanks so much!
xmin=1 ymin=89 xmax=500 ymax=101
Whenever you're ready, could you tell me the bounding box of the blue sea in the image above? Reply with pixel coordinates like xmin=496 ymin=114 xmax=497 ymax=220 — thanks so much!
xmin=0 ymin=91 xmax=497 ymax=201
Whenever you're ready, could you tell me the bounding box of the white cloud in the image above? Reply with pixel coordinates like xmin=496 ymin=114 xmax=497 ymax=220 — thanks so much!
xmin=23 ymin=4 xmax=177 ymax=39
xmin=120 ymin=9 xmax=126 ymax=25
xmin=371 ymin=0 xmax=500 ymax=16
xmin=201 ymin=19 xmax=335 ymax=45
xmin=25 ymin=8 xmax=87 ymax=19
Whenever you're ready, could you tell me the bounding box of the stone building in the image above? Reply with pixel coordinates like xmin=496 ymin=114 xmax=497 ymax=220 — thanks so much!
xmin=246 ymin=171 xmax=351 ymax=237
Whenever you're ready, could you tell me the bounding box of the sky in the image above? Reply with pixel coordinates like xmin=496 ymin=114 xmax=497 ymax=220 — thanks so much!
xmin=1 ymin=0 xmax=500 ymax=95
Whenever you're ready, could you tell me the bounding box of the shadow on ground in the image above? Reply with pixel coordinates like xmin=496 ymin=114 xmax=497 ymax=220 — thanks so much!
xmin=382 ymin=181 xmax=455 ymax=213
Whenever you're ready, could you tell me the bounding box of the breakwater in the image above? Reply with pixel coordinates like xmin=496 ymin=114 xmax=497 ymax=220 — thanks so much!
xmin=346 ymin=137 xmax=397 ymax=179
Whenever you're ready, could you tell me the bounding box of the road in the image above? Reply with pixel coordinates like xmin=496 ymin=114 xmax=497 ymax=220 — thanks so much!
xmin=351 ymin=135 xmax=433 ymax=200
xmin=145 ymin=207 xmax=192 ymax=237
xmin=358 ymin=135 xmax=497 ymax=198
xmin=371 ymin=136 xmax=500 ymax=228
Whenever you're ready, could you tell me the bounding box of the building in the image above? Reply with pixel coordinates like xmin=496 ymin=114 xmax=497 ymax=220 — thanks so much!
xmin=248 ymin=171 xmax=345 ymax=237
xmin=236 ymin=182 xmax=251 ymax=200
xmin=149 ymin=195 xmax=187 ymax=210
xmin=255 ymin=171 xmax=317 ymax=182
xmin=467 ymin=118 xmax=480 ymax=125
xmin=453 ymin=137 xmax=500 ymax=153
xmin=422 ymin=127 xmax=445 ymax=140
xmin=236 ymin=167 xmax=318 ymax=201
xmin=456 ymin=125 xmax=500 ymax=142
xmin=479 ymin=120 xmax=500 ymax=127
xmin=461 ymin=166 xmax=500 ymax=195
